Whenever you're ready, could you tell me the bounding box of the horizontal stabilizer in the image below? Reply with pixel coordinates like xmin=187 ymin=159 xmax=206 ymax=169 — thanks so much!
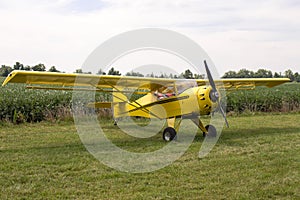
xmin=87 ymin=102 xmax=113 ymax=108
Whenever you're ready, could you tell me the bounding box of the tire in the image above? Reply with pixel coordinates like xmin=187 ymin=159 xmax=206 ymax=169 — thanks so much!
xmin=163 ymin=127 xmax=177 ymax=141
xmin=204 ymin=125 xmax=217 ymax=137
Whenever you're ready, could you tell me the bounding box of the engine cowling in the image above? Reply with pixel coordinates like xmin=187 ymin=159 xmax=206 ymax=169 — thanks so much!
xmin=196 ymin=86 xmax=219 ymax=115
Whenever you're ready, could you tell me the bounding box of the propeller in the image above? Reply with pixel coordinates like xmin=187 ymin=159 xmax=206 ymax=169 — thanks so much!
xmin=204 ymin=60 xmax=229 ymax=128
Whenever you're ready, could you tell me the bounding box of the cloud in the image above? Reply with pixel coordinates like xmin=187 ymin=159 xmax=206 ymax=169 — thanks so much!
xmin=0 ymin=0 xmax=299 ymax=75
xmin=45 ymin=0 xmax=107 ymax=14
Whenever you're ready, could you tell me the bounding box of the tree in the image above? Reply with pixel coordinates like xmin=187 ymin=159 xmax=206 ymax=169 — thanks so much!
xmin=284 ymin=69 xmax=294 ymax=82
xmin=0 ymin=65 xmax=13 ymax=76
xmin=108 ymin=67 xmax=121 ymax=75
xmin=24 ymin=65 xmax=31 ymax=71
xmin=274 ymin=72 xmax=282 ymax=78
xmin=222 ymin=71 xmax=237 ymax=78
xmin=125 ymin=71 xmax=144 ymax=77
xmin=32 ymin=64 xmax=46 ymax=71
xmin=13 ymin=62 xmax=24 ymax=70
xmin=97 ymin=69 xmax=106 ymax=75
xmin=182 ymin=69 xmax=193 ymax=79
xmin=146 ymin=72 xmax=155 ymax=78
xmin=75 ymin=69 xmax=83 ymax=73
xmin=295 ymin=73 xmax=300 ymax=82
xmin=294 ymin=72 xmax=300 ymax=82
xmin=254 ymin=69 xmax=272 ymax=78
xmin=48 ymin=66 xmax=60 ymax=72
xmin=193 ymin=73 xmax=204 ymax=79
xmin=74 ymin=69 xmax=91 ymax=74
xmin=236 ymin=69 xmax=254 ymax=78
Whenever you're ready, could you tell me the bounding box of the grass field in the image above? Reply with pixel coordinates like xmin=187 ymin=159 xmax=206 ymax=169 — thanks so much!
xmin=0 ymin=113 xmax=299 ymax=199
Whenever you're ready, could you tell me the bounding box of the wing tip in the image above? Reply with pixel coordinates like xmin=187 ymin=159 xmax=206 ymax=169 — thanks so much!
xmin=1 ymin=71 xmax=16 ymax=86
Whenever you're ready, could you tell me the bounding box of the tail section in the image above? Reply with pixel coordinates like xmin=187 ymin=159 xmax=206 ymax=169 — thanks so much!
xmin=113 ymin=90 xmax=129 ymax=118
xmin=87 ymin=91 xmax=129 ymax=118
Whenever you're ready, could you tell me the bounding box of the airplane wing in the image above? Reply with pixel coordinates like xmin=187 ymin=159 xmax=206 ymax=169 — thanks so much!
xmin=1 ymin=70 xmax=177 ymax=92
xmin=2 ymin=70 xmax=290 ymax=92
xmin=196 ymin=78 xmax=290 ymax=90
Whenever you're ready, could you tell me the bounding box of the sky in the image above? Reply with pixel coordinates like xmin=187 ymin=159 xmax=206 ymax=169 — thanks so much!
xmin=0 ymin=0 xmax=299 ymax=76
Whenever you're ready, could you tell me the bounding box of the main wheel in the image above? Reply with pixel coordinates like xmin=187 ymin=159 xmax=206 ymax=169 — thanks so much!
xmin=203 ymin=125 xmax=217 ymax=137
xmin=163 ymin=127 xmax=177 ymax=141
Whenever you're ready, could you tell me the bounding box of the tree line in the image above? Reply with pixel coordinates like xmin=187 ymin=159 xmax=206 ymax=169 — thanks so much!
xmin=222 ymin=68 xmax=299 ymax=82
xmin=0 ymin=62 xmax=299 ymax=82
xmin=124 ymin=69 xmax=204 ymax=79
xmin=0 ymin=62 xmax=60 ymax=77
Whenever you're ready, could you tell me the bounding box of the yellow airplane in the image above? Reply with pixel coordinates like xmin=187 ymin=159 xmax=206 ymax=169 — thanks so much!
xmin=2 ymin=61 xmax=290 ymax=141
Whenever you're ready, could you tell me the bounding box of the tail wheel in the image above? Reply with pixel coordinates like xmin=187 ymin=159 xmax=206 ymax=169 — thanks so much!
xmin=163 ymin=127 xmax=177 ymax=141
xmin=203 ymin=125 xmax=217 ymax=138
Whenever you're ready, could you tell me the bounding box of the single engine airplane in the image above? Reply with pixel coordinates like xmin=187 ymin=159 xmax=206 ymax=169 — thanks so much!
xmin=2 ymin=61 xmax=290 ymax=141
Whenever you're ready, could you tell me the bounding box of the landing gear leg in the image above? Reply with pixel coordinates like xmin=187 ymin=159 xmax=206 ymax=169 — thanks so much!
xmin=113 ymin=118 xmax=118 ymax=126
xmin=190 ymin=118 xmax=208 ymax=138
xmin=163 ymin=118 xmax=181 ymax=141
xmin=203 ymin=125 xmax=217 ymax=137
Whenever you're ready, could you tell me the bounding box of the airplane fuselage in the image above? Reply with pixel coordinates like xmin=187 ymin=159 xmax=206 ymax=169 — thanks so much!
xmin=113 ymin=86 xmax=219 ymax=119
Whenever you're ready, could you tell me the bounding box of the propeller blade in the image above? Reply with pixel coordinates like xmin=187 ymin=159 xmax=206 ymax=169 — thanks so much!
xmin=219 ymin=104 xmax=229 ymax=128
xmin=204 ymin=60 xmax=217 ymax=91
xmin=204 ymin=60 xmax=229 ymax=128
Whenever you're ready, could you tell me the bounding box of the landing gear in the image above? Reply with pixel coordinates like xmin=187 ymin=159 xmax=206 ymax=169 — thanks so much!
xmin=163 ymin=127 xmax=177 ymax=141
xmin=203 ymin=125 xmax=217 ymax=137
xmin=113 ymin=120 xmax=118 ymax=126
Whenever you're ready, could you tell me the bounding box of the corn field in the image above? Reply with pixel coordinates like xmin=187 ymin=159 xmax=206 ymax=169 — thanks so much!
xmin=0 ymin=77 xmax=299 ymax=123
xmin=225 ymin=83 xmax=300 ymax=113
xmin=0 ymin=80 xmax=72 ymax=123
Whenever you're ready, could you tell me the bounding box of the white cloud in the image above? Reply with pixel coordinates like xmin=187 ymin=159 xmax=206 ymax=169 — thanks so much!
xmin=0 ymin=0 xmax=299 ymax=75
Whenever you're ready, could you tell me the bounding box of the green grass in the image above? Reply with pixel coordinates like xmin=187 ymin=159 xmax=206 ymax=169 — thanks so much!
xmin=0 ymin=114 xmax=299 ymax=199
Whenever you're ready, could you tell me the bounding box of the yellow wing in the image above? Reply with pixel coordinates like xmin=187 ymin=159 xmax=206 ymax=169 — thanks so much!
xmin=2 ymin=70 xmax=290 ymax=91
xmin=196 ymin=78 xmax=290 ymax=90
xmin=2 ymin=70 xmax=177 ymax=92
